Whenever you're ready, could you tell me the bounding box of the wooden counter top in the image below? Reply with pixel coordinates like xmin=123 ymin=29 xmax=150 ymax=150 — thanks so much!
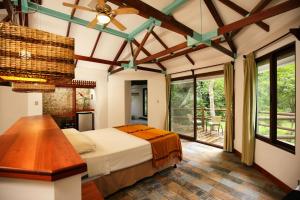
xmin=0 ymin=115 xmax=87 ymax=181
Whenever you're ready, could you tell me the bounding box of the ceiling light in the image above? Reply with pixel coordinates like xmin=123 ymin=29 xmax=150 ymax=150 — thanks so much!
xmin=97 ymin=13 xmax=110 ymax=24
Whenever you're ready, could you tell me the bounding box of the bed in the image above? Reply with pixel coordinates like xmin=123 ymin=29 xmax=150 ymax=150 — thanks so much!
xmin=63 ymin=125 xmax=182 ymax=197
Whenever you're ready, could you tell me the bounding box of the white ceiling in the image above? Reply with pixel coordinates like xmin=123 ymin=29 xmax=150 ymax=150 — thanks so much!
xmin=22 ymin=0 xmax=300 ymax=73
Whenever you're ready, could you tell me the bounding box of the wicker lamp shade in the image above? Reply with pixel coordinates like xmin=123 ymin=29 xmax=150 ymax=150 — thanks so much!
xmin=12 ymin=82 xmax=55 ymax=93
xmin=0 ymin=22 xmax=75 ymax=84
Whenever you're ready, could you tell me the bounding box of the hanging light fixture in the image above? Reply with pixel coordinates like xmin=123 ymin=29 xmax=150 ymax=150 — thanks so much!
xmin=0 ymin=22 xmax=75 ymax=84
xmin=12 ymin=82 xmax=55 ymax=93
xmin=97 ymin=13 xmax=111 ymax=25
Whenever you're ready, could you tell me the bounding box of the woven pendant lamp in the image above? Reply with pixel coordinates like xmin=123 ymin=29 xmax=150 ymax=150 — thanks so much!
xmin=0 ymin=22 xmax=75 ymax=84
xmin=12 ymin=82 xmax=55 ymax=93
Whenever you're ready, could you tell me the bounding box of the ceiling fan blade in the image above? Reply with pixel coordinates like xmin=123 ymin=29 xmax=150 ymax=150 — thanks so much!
xmin=87 ymin=17 xmax=98 ymax=28
xmin=112 ymin=7 xmax=139 ymax=15
xmin=63 ymin=2 xmax=97 ymax=12
xmin=98 ymin=0 xmax=105 ymax=7
xmin=110 ymin=17 xmax=126 ymax=31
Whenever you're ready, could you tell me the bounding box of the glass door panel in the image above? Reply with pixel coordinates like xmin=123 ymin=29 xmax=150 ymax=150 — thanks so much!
xmin=196 ymin=77 xmax=225 ymax=147
xmin=170 ymin=79 xmax=194 ymax=138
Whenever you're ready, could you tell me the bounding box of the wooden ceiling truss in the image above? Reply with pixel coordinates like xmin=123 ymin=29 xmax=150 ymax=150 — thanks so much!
xmin=14 ymin=0 xmax=300 ymax=75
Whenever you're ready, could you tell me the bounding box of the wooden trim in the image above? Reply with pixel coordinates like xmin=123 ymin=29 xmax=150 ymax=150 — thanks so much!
xmin=233 ymin=149 xmax=292 ymax=193
xmin=0 ymin=115 xmax=87 ymax=181
xmin=143 ymin=88 xmax=148 ymax=117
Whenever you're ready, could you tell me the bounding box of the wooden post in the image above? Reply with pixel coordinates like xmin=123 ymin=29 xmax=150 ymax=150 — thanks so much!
xmin=202 ymin=107 xmax=205 ymax=131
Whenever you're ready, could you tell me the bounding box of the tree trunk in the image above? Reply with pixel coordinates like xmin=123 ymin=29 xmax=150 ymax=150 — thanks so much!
xmin=209 ymin=80 xmax=215 ymax=117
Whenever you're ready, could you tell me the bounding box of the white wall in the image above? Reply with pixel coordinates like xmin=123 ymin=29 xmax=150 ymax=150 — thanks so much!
xmin=108 ymin=70 xmax=166 ymax=129
xmin=234 ymin=35 xmax=300 ymax=188
xmin=0 ymin=86 xmax=43 ymax=133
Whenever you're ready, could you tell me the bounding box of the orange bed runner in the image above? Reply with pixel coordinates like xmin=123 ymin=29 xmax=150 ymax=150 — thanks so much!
xmin=116 ymin=125 xmax=182 ymax=168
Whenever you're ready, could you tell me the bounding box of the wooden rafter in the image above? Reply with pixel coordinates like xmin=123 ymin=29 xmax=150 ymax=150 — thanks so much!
xmin=133 ymin=26 xmax=154 ymax=61
xmin=204 ymin=0 xmax=236 ymax=53
xmin=75 ymin=55 xmax=123 ymax=66
xmin=66 ymin=0 xmax=80 ymax=37
xmin=3 ymin=0 xmax=13 ymax=22
xmin=219 ymin=0 xmax=300 ymax=35
xmin=156 ymin=39 xmax=223 ymax=63
xmin=231 ymin=0 xmax=272 ymax=38
xmin=108 ymin=0 xmax=233 ymax=57
xmin=108 ymin=40 xmax=128 ymax=72
xmin=219 ymin=0 xmax=270 ymax=32
xmin=90 ymin=32 xmax=102 ymax=57
xmin=0 ymin=2 xmax=4 ymax=9
xmin=132 ymin=39 xmax=167 ymax=71
xmin=137 ymin=0 xmax=300 ymax=64
xmin=151 ymin=30 xmax=195 ymax=65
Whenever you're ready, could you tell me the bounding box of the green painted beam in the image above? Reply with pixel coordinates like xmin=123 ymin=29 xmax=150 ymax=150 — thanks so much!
xmin=128 ymin=0 xmax=187 ymax=40
xmin=128 ymin=17 xmax=161 ymax=40
xmin=162 ymin=0 xmax=187 ymax=15
xmin=26 ymin=1 xmax=129 ymax=39
xmin=21 ymin=0 xmax=29 ymax=13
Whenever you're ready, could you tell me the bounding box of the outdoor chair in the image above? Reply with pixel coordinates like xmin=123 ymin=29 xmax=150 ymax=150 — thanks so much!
xmin=206 ymin=116 xmax=223 ymax=135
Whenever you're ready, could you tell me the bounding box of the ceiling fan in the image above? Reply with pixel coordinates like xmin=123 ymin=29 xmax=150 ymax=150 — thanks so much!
xmin=63 ymin=0 xmax=139 ymax=31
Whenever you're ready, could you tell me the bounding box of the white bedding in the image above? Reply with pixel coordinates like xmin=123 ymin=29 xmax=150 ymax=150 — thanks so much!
xmin=80 ymin=128 xmax=152 ymax=177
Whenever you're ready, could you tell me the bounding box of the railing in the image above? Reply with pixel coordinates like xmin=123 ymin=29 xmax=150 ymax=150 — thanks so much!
xmin=171 ymin=107 xmax=226 ymax=132
xmin=257 ymin=111 xmax=295 ymax=141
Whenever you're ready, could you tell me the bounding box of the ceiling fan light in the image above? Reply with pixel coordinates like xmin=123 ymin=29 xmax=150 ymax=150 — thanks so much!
xmin=97 ymin=14 xmax=110 ymax=24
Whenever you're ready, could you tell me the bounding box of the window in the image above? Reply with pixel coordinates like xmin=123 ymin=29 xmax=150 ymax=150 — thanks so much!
xmin=256 ymin=43 xmax=296 ymax=153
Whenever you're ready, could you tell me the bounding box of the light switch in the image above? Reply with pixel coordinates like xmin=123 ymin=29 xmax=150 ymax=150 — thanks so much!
xmin=34 ymin=101 xmax=39 ymax=106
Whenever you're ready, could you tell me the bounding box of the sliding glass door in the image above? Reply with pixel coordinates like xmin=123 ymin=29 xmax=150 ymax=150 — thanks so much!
xmin=169 ymin=72 xmax=227 ymax=148
xmin=170 ymin=79 xmax=194 ymax=139
xmin=196 ymin=76 xmax=225 ymax=147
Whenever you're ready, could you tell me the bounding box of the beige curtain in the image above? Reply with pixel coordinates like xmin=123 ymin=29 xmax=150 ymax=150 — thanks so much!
xmin=164 ymin=74 xmax=171 ymax=130
xmin=242 ymin=53 xmax=257 ymax=166
xmin=224 ymin=62 xmax=234 ymax=152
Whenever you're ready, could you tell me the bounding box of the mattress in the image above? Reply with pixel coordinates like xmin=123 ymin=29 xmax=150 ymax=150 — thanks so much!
xmin=80 ymin=128 xmax=152 ymax=177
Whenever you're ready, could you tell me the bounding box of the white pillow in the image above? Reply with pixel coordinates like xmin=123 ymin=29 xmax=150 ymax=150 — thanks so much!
xmin=62 ymin=129 xmax=96 ymax=154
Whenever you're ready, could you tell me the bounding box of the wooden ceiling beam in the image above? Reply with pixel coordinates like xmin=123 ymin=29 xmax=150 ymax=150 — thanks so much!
xmin=132 ymin=39 xmax=167 ymax=71
xmin=231 ymin=0 xmax=272 ymax=38
xmin=108 ymin=40 xmax=128 ymax=72
xmin=3 ymin=0 xmax=13 ymax=22
xmin=133 ymin=26 xmax=154 ymax=61
xmin=75 ymin=55 xmax=122 ymax=66
xmin=136 ymin=66 xmax=162 ymax=73
xmin=219 ymin=0 xmax=269 ymax=32
xmin=137 ymin=0 xmax=300 ymax=64
xmin=90 ymin=32 xmax=102 ymax=57
xmin=156 ymin=38 xmax=223 ymax=63
xmin=0 ymin=2 xmax=4 ymax=9
xmin=136 ymin=42 xmax=187 ymax=65
xmin=107 ymin=0 xmax=187 ymax=36
xmin=204 ymin=0 xmax=236 ymax=53
xmin=219 ymin=0 xmax=300 ymax=35
xmin=110 ymin=67 xmax=124 ymax=75
xmin=151 ymin=30 xmax=195 ymax=65
xmin=66 ymin=0 xmax=80 ymax=37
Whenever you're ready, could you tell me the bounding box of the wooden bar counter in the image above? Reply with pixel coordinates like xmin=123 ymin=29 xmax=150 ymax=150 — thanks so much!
xmin=0 ymin=115 xmax=87 ymax=200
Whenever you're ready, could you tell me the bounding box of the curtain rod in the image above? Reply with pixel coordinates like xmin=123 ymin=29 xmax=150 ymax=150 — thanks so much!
xmin=243 ymin=31 xmax=291 ymax=58
xmin=169 ymin=61 xmax=234 ymax=76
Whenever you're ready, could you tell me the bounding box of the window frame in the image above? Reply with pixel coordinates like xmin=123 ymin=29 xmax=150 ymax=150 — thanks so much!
xmin=255 ymin=42 xmax=296 ymax=154
xmin=143 ymin=88 xmax=148 ymax=117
